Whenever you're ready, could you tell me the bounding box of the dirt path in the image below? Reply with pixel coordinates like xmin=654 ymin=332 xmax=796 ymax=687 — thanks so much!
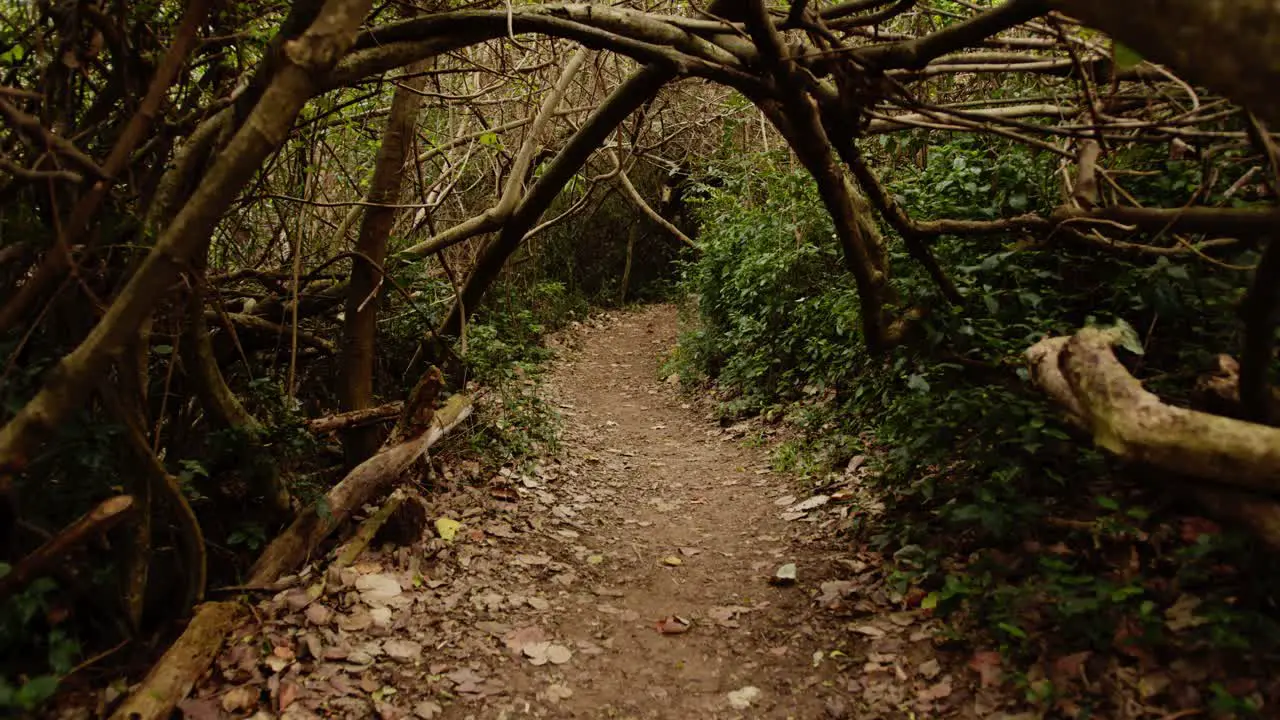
xmin=188 ymin=306 xmax=969 ymax=720
xmin=493 ymin=304 xmax=854 ymax=718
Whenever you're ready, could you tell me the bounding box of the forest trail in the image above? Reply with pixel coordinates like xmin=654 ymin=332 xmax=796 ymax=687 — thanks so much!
xmin=190 ymin=306 xmax=969 ymax=720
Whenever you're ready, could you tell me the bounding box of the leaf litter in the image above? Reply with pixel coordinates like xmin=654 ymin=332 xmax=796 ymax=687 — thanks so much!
xmin=182 ymin=307 xmax=1064 ymax=720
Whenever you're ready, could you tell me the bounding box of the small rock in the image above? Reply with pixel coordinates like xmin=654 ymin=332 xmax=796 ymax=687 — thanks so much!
xmin=727 ymin=686 xmax=761 ymax=710
xmin=770 ymin=563 xmax=798 ymax=586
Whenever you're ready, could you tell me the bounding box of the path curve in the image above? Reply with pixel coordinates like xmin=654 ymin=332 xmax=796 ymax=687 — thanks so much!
xmin=189 ymin=305 xmax=965 ymax=720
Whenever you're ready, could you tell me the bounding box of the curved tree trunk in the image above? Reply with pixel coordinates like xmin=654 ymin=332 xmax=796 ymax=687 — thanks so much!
xmin=439 ymin=64 xmax=676 ymax=338
xmin=339 ymin=60 xmax=429 ymax=467
xmin=1027 ymin=328 xmax=1280 ymax=492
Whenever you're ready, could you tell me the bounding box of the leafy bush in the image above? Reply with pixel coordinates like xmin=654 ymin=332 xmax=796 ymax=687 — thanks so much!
xmin=671 ymin=136 xmax=1280 ymax=708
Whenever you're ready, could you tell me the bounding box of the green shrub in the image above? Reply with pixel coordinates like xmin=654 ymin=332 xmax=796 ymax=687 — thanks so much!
xmin=671 ymin=136 xmax=1280 ymax=699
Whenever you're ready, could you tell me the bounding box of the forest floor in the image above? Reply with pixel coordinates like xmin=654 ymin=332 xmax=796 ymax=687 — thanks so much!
xmin=182 ymin=305 xmax=1013 ymax=720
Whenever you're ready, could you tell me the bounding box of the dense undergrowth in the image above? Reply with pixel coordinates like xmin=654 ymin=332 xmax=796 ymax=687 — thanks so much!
xmin=667 ymin=137 xmax=1280 ymax=715
xmin=0 ymin=192 xmax=675 ymax=712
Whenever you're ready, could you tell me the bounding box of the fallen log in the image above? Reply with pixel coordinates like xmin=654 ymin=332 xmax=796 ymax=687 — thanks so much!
xmin=1027 ymin=327 xmax=1280 ymax=548
xmin=1027 ymin=328 xmax=1280 ymax=492
xmin=307 ymin=401 xmax=404 ymax=433
xmin=109 ymin=382 xmax=471 ymax=720
xmin=0 ymin=495 xmax=134 ymax=601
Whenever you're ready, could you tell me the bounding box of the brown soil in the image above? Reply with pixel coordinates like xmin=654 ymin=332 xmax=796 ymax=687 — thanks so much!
xmin=183 ymin=305 xmax=983 ymax=720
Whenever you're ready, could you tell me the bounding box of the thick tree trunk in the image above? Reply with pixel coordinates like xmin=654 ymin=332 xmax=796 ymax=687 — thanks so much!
xmin=1028 ymin=329 xmax=1280 ymax=548
xmin=1027 ymin=328 xmax=1280 ymax=491
xmin=339 ymin=61 xmax=429 ymax=466
xmin=1050 ymin=0 xmax=1280 ymax=129
xmin=187 ymin=267 xmax=291 ymax=514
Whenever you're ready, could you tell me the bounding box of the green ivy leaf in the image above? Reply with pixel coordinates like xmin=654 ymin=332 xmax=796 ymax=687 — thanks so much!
xmin=1113 ymin=41 xmax=1143 ymax=70
xmin=907 ymin=374 xmax=931 ymax=393
xmin=15 ymin=676 xmax=58 ymax=710
xmin=1110 ymin=318 xmax=1146 ymax=356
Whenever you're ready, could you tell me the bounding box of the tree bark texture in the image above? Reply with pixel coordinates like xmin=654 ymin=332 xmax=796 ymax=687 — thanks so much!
xmin=1027 ymin=328 xmax=1280 ymax=492
xmin=339 ymin=61 xmax=429 ymax=466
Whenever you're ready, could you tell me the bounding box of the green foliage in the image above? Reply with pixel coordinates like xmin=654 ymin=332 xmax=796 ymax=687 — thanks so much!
xmin=460 ymin=280 xmax=577 ymax=462
xmin=0 ymin=571 xmax=77 ymax=713
xmin=673 ymin=136 xmax=1280 ymax=709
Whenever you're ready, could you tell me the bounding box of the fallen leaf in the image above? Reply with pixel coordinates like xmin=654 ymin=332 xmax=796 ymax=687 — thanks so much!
xmin=176 ymin=699 xmax=221 ymax=720
xmin=1165 ymin=594 xmax=1209 ymax=632
xmin=304 ymin=604 xmax=332 ymax=626
xmin=486 ymin=521 xmax=517 ymax=538
xmin=277 ymin=681 xmax=299 ymax=712
xmin=817 ymin=580 xmax=857 ymax=608
xmin=789 ymin=495 xmax=831 ymax=512
xmin=918 ymin=659 xmax=941 ymax=679
xmin=545 ymin=683 xmax=574 ymax=702
xmin=917 ymin=677 xmax=952 ymax=702
xmin=679 ymin=547 xmax=701 ymax=556
xmin=968 ymin=650 xmax=1003 ymax=688
xmin=655 ymin=615 xmax=692 ymax=634
xmin=586 ymin=554 xmax=604 ymax=565
xmin=435 ymin=518 xmax=461 ymax=542
xmin=545 ymin=644 xmax=573 ymax=665
xmin=523 ymin=641 xmax=554 ymax=665
xmin=1180 ymin=516 xmax=1221 ymax=543
xmin=727 ymin=686 xmax=761 ymax=710
xmin=708 ymin=605 xmax=752 ymax=628
xmin=413 ymin=700 xmax=443 ymax=719
xmin=504 ymin=626 xmax=548 ymax=654
xmin=846 ymin=455 xmax=866 ymax=474
xmin=384 ymin=639 xmax=422 ymax=662
xmin=773 ymin=495 xmax=797 ymax=507
xmin=355 ymin=573 xmax=402 ymax=606
xmin=300 ymin=633 xmax=323 ymax=660
xmin=514 ymin=554 xmax=551 ymax=566
xmin=1139 ymin=672 xmax=1171 ymax=699
xmin=770 ymin=563 xmax=797 ymax=586
xmin=445 ymin=667 xmax=486 ymax=686
xmin=527 ymin=596 xmax=551 ymax=611
xmin=1051 ymin=651 xmax=1091 ymax=681
xmin=661 ymin=556 xmax=683 ymax=567
xmin=221 ymin=686 xmax=258 ymax=713
xmin=851 ymin=623 xmax=886 ymax=640
xmin=265 ymin=654 xmax=291 ymax=674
